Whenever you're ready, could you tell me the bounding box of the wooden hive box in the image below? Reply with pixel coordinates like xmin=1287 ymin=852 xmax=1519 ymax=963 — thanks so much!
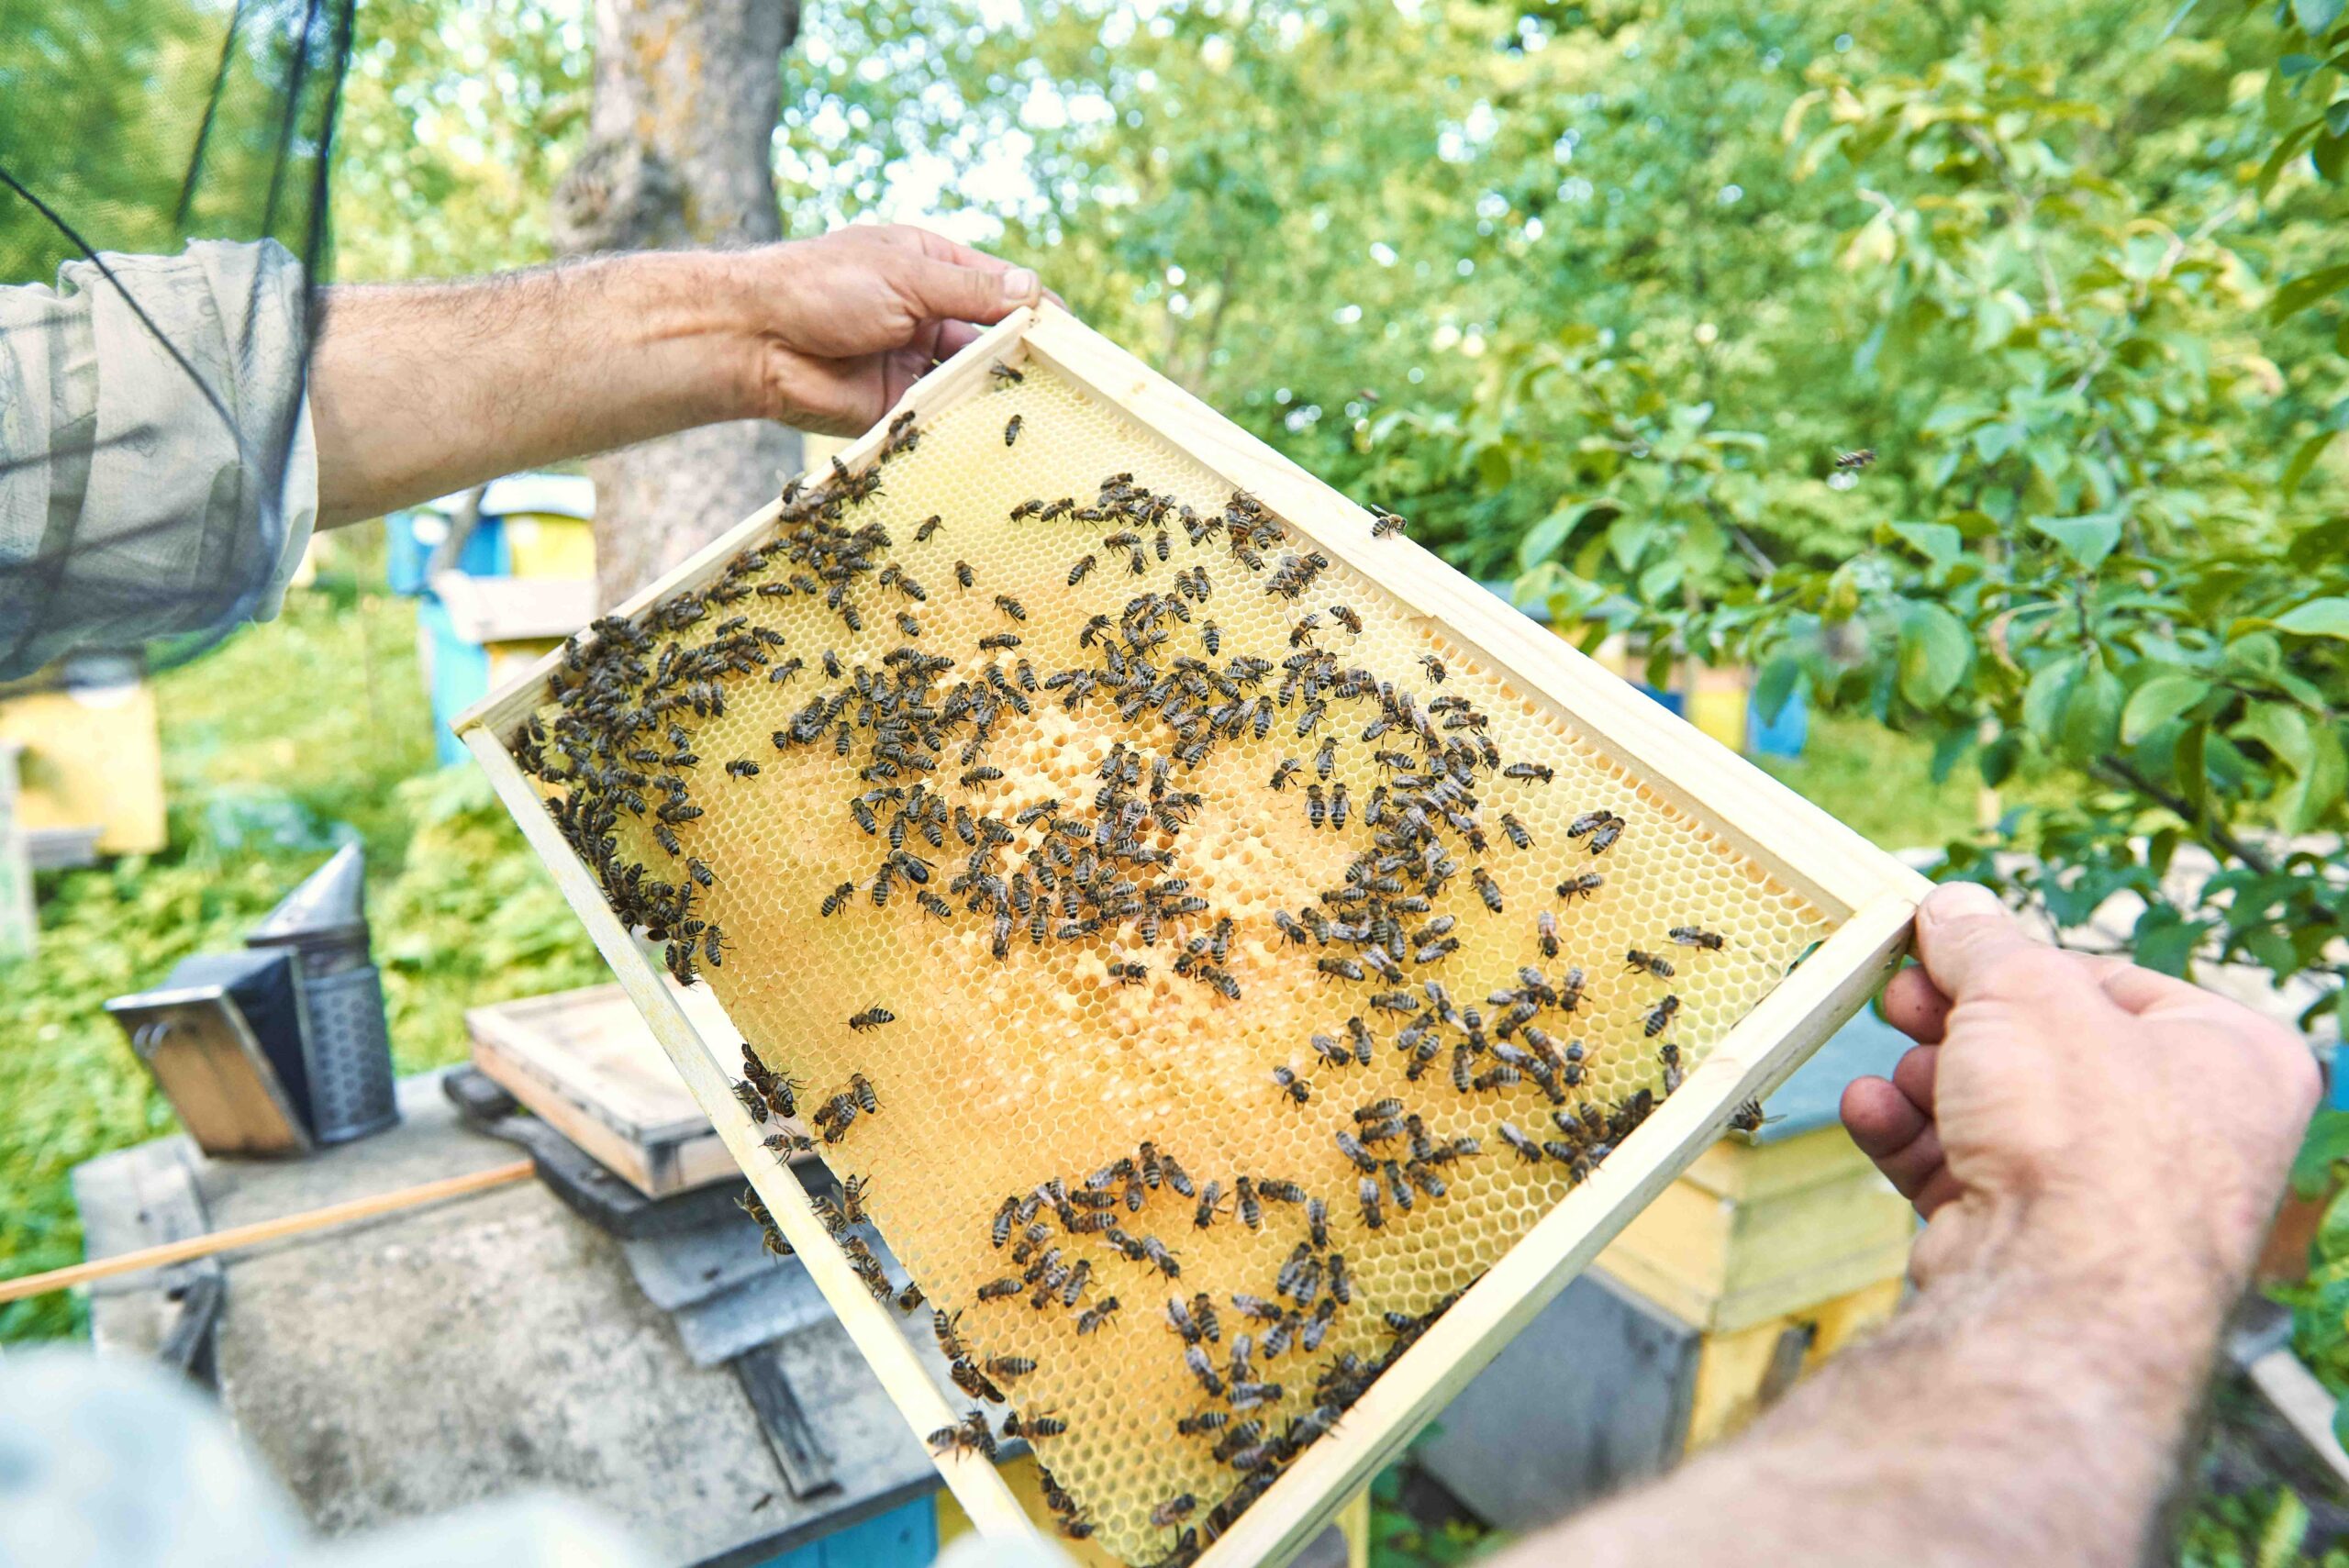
xmin=454 ymin=304 xmax=1929 ymax=1568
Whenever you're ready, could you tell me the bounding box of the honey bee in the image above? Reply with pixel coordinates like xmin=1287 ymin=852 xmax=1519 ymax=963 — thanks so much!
xmin=1501 ymin=762 xmax=1553 ymax=783
xmin=1498 ymin=1121 xmax=1543 ymax=1162
xmin=956 ymin=560 xmax=975 ymax=589
xmin=1833 ymin=447 xmax=1876 ymax=471
xmin=1669 ymin=925 xmax=1727 ymax=950
xmin=731 ymin=1081 xmax=771 ymax=1124
xmin=977 ymin=631 xmax=1021 ymax=651
xmin=1330 ymin=783 xmax=1351 ymax=828
xmin=1075 ymin=1296 xmax=1121 ymax=1334
xmin=1203 ymin=621 xmax=1222 ymax=655
xmin=1369 ymin=505 xmax=1408 ymax=537
xmin=1068 ymin=554 xmax=1097 ymax=586
xmin=849 ymin=1006 xmax=895 ymax=1033
xmin=1306 ymin=784 xmax=1328 ymax=828
xmin=1660 ymin=1040 xmax=1685 ymax=1094
xmin=1005 ymin=415 xmax=1024 ymax=446
xmin=1151 ymin=1495 xmax=1197 ymax=1529
xmin=852 ymin=1073 xmax=878 ymax=1113
xmin=1644 ymin=995 xmax=1681 ymax=1038
xmin=1270 ymin=758 xmax=1301 ymax=791
xmin=1194 ymin=1181 xmax=1230 ymax=1229
xmin=1625 ymin=949 xmax=1675 ymax=979
xmin=991 ymin=361 xmax=1025 ymax=384
xmin=1473 ymin=867 xmax=1504 ymax=913
xmin=896 ymin=610 xmax=921 ymax=638
xmin=991 ymin=1196 xmax=1019 ymax=1248
xmin=1006 ymin=1408 xmax=1068 ymax=1440
xmin=1160 ymin=1151 xmax=1197 ymax=1198
xmin=1061 ymin=1258 xmax=1093 ymax=1306
xmin=1589 ymin=814 xmax=1625 ymax=853
xmin=1330 ymin=605 xmax=1363 ymax=635
xmin=987 ymin=1354 xmax=1037 ymax=1380
xmin=994 ymin=594 xmax=1027 ymax=621
xmin=1235 ymin=1176 xmax=1264 ymax=1230
xmin=928 ymin=1410 xmax=997 ymax=1461
xmin=1730 ymin=1098 xmax=1780 ymax=1134
xmin=1271 ymin=1067 xmax=1312 ymax=1105
xmin=1536 ymin=910 xmax=1561 ymax=958
xmin=1176 ymin=1408 xmax=1230 ymax=1436
xmin=1555 ymin=873 xmax=1604 ymax=902
xmin=1358 ymin=1176 xmax=1385 ymax=1229
xmin=1500 ymin=812 xmax=1531 ymax=850
xmin=977 ymin=1277 xmax=1021 ymax=1301
xmin=916 ymin=515 xmax=945 ymax=541
xmin=1334 ymin=1130 xmax=1377 ymax=1173
xmin=1313 ymin=737 xmax=1338 ymax=780
xmin=896 ymin=1282 xmax=926 ymax=1312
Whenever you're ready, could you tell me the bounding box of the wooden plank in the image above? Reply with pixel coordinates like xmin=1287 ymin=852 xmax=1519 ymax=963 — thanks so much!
xmin=1190 ymin=891 xmax=1917 ymax=1568
xmin=452 ymin=310 xmax=1041 ymax=743
xmin=1019 ymin=307 xmax=1929 ymax=918
xmin=457 ymin=729 xmax=1033 ymax=1540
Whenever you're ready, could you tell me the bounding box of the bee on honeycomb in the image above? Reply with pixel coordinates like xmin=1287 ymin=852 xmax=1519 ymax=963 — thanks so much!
xmin=513 ymin=359 xmax=1831 ymax=1565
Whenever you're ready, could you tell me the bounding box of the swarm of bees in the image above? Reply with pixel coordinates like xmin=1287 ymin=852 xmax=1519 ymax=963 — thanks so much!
xmin=515 ymin=365 xmax=1807 ymax=1568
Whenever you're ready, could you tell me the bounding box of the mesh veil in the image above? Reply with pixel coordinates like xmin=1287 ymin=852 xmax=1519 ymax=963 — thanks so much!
xmin=0 ymin=0 xmax=353 ymax=684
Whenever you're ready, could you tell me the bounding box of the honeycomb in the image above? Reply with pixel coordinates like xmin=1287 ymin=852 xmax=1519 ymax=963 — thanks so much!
xmin=508 ymin=357 xmax=1832 ymax=1566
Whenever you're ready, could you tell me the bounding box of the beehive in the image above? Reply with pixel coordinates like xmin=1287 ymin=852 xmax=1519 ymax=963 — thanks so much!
xmin=457 ymin=306 xmax=1929 ymax=1568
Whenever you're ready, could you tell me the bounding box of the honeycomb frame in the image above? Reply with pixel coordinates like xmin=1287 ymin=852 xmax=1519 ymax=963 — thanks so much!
xmin=455 ymin=304 xmax=1930 ymax=1568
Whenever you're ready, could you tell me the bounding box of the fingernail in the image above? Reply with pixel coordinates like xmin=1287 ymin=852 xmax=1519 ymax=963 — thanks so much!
xmin=1002 ymin=269 xmax=1039 ymax=305
xmin=1923 ymin=881 xmax=2004 ymax=923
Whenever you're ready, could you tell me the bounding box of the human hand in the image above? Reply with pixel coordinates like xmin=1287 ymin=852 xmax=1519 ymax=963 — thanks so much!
xmin=1842 ymin=882 xmax=2317 ymax=1296
xmin=715 ymin=225 xmax=1050 ymax=437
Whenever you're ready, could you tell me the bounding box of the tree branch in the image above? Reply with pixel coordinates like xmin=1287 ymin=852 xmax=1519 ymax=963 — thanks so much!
xmin=2091 ymin=755 xmax=2275 ymax=877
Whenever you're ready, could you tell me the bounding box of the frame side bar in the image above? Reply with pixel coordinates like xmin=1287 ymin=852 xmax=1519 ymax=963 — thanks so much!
xmin=460 ymin=728 xmax=1038 ymax=1541
xmin=1193 ymin=890 xmax=1920 ymax=1568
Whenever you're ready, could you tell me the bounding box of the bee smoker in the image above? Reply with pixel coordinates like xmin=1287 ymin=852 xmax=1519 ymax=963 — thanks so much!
xmin=246 ymin=841 xmax=400 ymax=1144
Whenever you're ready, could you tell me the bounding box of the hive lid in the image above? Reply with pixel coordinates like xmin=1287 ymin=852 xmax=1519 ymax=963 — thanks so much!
xmin=248 ymin=841 xmax=370 ymax=950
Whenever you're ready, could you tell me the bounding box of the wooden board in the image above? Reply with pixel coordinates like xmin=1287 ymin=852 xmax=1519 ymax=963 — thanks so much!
xmin=466 ymin=981 xmax=751 ymax=1198
xmin=455 ymin=304 xmax=1930 ymax=1567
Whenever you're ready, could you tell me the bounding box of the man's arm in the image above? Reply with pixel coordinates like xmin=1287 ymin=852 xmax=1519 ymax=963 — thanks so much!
xmin=1488 ymin=881 xmax=2317 ymax=1568
xmin=307 ymin=225 xmax=1042 ymax=528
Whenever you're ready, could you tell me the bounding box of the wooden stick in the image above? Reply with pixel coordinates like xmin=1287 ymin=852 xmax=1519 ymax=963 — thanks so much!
xmin=0 ymin=1157 xmax=535 ymax=1304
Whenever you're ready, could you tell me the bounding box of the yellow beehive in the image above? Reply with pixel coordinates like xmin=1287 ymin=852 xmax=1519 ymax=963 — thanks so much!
xmin=458 ymin=306 xmax=1927 ymax=1568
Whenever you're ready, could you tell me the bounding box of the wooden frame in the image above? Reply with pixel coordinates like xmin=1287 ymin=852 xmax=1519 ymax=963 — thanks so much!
xmin=456 ymin=304 xmax=1931 ymax=1567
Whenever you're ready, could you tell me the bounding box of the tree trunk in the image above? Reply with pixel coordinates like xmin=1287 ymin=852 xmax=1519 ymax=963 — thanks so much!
xmin=552 ymin=0 xmax=804 ymax=609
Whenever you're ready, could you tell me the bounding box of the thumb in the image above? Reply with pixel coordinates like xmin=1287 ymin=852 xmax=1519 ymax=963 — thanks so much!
xmin=1909 ymin=882 xmax=2070 ymax=1006
xmin=889 ymin=255 xmax=1042 ymax=325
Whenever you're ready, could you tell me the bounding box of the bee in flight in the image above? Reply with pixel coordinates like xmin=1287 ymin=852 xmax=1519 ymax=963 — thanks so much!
xmin=1833 ymin=448 xmax=1876 ymax=471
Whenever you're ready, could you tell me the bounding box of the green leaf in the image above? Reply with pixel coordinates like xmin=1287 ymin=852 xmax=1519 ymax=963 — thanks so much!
xmin=1886 ymin=521 xmax=1963 ymax=569
xmin=2284 ymin=722 xmax=2349 ymax=831
xmin=2258 ymin=1485 xmax=2310 ymax=1568
xmin=2121 ymin=673 xmax=2210 ymax=745
xmin=2238 ymin=701 xmax=2318 ymax=776
xmin=1753 ymin=653 xmax=1804 ymax=726
xmin=2290 ymin=1109 xmax=2349 ymax=1199
xmin=2058 ymin=659 xmax=2123 ymax=762
xmin=2028 ymin=512 xmax=2123 ymax=572
xmin=1979 ymin=731 xmax=2022 ymax=788
xmin=2272 ymin=596 xmax=2349 ymax=639
xmin=2272 ymin=261 xmax=2349 ymax=322
xmin=2023 ymin=654 xmax=2083 ymax=745
xmin=2299 ymin=0 xmax=2346 ymax=29
xmin=2131 ymin=905 xmax=2201 ymax=977
xmin=2283 ymin=428 xmax=2342 ymax=495
xmin=1607 ymin=516 xmax=1659 ymax=573
xmin=1895 ymin=602 xmax=1973 ymax=709
xmin=2174 ymin=722 xmax=2210 ymax=819
xmin=2318 ymin=1180 xmax=2349 ymax=1264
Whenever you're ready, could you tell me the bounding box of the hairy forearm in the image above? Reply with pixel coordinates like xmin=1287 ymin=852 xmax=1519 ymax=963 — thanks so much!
xmin=1497 ymin=1225 xmax=2231 ymax=1568
xmin=307 ymin=253 xmax=761 ymax=528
